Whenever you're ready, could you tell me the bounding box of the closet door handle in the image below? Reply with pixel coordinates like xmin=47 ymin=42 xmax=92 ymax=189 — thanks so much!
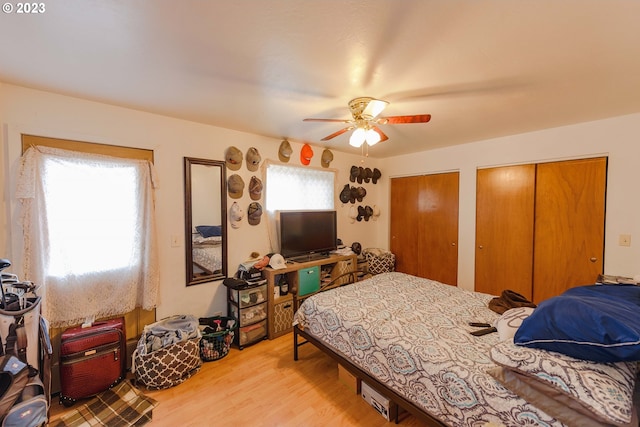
xmin=590 ymin=257 xmax=597 ymax=263
xmin=478 ymin=245 xmax=484 ymax=249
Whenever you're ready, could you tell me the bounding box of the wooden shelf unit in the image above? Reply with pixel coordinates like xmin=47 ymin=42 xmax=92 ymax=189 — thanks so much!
xmin=263 ymin=253 xmax=357 ymax=339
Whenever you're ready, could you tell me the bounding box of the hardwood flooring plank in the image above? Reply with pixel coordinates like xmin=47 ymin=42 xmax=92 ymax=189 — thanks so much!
xmin=49 ymin=333 xmax=429 ymax=426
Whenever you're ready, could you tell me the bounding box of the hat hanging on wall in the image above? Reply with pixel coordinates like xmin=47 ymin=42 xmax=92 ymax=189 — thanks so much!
xmin=364 ymin=205 xmax=373 ymax=221
xmin=278 ymin=139 xmax=293 ymax=162
xmin=321 ymin=149 xmax=333 ymax=168
xmin=300 ymin=143 xmax=313 ymax=166
xmin=249 ymin=176 xmax=263 ymax=201
xmin=364 ymin=168 xmax=373 ymax=183
xmin=225 ymin=146 xmax=243 ymax=171
xmin=247 ymin=202 xmax=263 ymax=225
xmin=348 ymin=205 xmax=357 ymax=224
xmin=372 ymin=168 xmax=382 ymax=184
xmin=372 ymin=205 xmax=381 ymax=221
xmin=339 ymin=184 xmax=350 ymax=204
xmin=246 ymin=147 xmax=261 ymax=171
xmin=349 ymin=166 xmax=359 ymax=183
xmin=229 ymin=201 xmax=244 ymax=229
xmin=349 ymin=186 xmax=357 ymax=204
xmin=227 ymin=174 xmax=245 ymax=199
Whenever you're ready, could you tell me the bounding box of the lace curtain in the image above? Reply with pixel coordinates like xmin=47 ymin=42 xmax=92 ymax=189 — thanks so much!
xmin=16 ymin=146 xmax=160 ymax=327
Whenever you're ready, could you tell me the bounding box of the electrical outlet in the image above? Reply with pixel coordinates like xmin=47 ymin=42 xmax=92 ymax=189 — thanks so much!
xmin=619 ymin=234 xmax=631 ymax=247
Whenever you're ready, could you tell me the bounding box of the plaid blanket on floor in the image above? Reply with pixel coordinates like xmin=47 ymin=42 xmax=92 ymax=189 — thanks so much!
xmin=53 ymin=380 xmax=158 ymax=427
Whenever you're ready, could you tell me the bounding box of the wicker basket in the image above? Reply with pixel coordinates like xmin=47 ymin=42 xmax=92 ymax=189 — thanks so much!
xmin=363 ymin=248 xmax=395 ymax=275
xmin=199 ymin=316 xmax=236 ymax=362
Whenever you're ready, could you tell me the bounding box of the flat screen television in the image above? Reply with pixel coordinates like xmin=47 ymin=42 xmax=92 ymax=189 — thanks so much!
xmin=279 ymin=210 xmax=337 ymax=261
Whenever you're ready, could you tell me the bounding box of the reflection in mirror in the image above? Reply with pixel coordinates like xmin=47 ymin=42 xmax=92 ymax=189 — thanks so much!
xmin=184 ymin=157 xmax=227 ymax=285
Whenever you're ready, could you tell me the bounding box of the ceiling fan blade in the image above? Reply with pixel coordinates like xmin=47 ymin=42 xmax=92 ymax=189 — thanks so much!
xmin=380 ymin=114 xmax=431 ymax=124
xmin=321 ymin=127 xmax=352 ymax=141
xmin=372 ymin=127 xmax=389 ymax=142
xmin=303 ymin=118 xmax=351 ymax=123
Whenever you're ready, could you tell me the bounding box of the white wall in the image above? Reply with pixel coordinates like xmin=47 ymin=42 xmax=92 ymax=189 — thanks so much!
xmin=4 ymin=83 xmax=635 ymax=314
xmin=381 ymin=113 xmax=640 ymax=291
xmin=0 ymin=83 xmax=383 ymax=319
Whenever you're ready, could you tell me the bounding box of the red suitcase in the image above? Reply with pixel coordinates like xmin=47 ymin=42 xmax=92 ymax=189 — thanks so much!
xmin=59 ymin=317 xmax=126 ymax=406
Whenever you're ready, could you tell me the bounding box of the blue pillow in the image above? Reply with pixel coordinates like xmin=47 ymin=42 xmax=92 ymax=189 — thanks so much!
xmin=195 ymin=225 xmax=222 ymax=238
xmin=514 ymin=284 xmax=640 ymax=362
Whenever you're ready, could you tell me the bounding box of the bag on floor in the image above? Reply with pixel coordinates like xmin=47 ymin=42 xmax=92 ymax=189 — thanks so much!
xmin=132 ymin=315 xmax=201 ymax=390
xmin=0 ymin=296 xmax=41 ymax=372
xmin=59 ymin=318 xmax=126 ymax=406
xmin=1 ymin=375 xmax=47 ymax=427
xmin=0 ymin=355 xmax=28 ymax=419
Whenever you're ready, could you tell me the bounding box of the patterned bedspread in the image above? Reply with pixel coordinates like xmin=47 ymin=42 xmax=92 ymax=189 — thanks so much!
xmin=192 ymin=243 xmax=222 ymax=274
xmin=294 ymin=272 xmax=565 ymax=427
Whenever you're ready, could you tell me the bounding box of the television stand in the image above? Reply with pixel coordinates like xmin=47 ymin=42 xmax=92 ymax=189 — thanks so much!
xmin=287 ymin=253 xmax=330 ymax=263
xmin=262 ymin=253 xmax=357 ymax=339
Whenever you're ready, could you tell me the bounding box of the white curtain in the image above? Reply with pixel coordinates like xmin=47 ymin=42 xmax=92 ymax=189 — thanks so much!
xmin=16 ymin=146 xmax=160 ymax=327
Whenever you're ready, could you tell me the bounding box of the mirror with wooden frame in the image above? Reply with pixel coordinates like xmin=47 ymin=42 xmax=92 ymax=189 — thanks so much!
xmin=184 ymin=157 xmax=227 ymax=285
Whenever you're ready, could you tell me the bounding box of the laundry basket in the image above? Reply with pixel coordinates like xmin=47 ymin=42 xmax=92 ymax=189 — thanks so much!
xmin=132 ymin=315 xmax=202 ymax=390
xmin=199 ymin=316 xmax=236 ymax=361
xmin=362 ymin=248 xmax=395 ymax=275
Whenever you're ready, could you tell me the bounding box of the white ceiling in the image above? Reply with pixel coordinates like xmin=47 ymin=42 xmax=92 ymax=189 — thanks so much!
xmin=1 ymin=0 xmax=639 ymax=158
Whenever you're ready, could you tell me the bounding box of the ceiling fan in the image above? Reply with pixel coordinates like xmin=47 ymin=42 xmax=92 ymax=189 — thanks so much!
xmin=303 ymin=97 xmax=431 ymax=147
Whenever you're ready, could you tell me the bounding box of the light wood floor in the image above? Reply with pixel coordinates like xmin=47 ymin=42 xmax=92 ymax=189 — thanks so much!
xmin=49 ymin=333 xmax=430 ymax=427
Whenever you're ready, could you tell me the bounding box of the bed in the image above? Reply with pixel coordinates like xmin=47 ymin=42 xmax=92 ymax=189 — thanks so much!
xmin=191 ymin=233 xmax=223 ymax=276
xmin=293 ymin=272 xmax=640 ymax=427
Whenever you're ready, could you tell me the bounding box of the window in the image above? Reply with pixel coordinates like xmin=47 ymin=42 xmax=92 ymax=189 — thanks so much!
xmin=44 ymin=158 xmax=140 ymax=276
xmin=264 ymin=162 xmax=336 ymax=253
xmin=265 ymin=163 xmax=335 ymax=212
xmin=17 ymin=136 xmax=159 ymax=327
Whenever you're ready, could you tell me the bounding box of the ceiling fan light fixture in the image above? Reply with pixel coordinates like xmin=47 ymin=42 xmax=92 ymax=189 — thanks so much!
xmin=365 ymin=128 xmax=381 ymax=146
xmin=349 ymin=127 xmax=366 ymax=147
xmin=362 ymin=99 xmax=388 ymax=119
xmin=304 ymin=96 xmax=430 ymax=147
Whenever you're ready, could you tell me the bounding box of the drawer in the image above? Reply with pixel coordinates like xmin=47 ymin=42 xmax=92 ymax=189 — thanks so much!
xmin=238 ymin=319 xmax=267 ymax=346
xmin=273 ymin=300 xmax=294 ymax=335
xmin=298 ymin=266 xmax=320 ymax=296
xmin=230 ymin=302 xmax=266 ymax=325
xmin=229 ymin=284 xmax=267 ymax=308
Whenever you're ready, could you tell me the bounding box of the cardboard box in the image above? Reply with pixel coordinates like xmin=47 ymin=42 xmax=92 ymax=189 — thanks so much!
xmin=361 ymin=381 xmax=397 ymax=421
xmin=338 ymin=364 xmax=360 ymax=394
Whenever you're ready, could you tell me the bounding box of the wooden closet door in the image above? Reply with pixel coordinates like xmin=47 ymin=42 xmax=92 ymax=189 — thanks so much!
xmin=533 ymin=157 xmax=607 ymax=302
xmin=390 ymin=173 xmax=459 ymax=283
xmin=475 ymin=165 xmax=535 ymax=298
xmin=390 ymin=176 xmax=420 ymax=276
xmin=417 ymin=172 xmax=459 ymax=285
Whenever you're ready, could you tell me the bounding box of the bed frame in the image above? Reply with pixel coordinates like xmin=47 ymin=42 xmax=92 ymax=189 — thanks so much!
xmin=292 ymin=272 xmax=447 ymax=427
